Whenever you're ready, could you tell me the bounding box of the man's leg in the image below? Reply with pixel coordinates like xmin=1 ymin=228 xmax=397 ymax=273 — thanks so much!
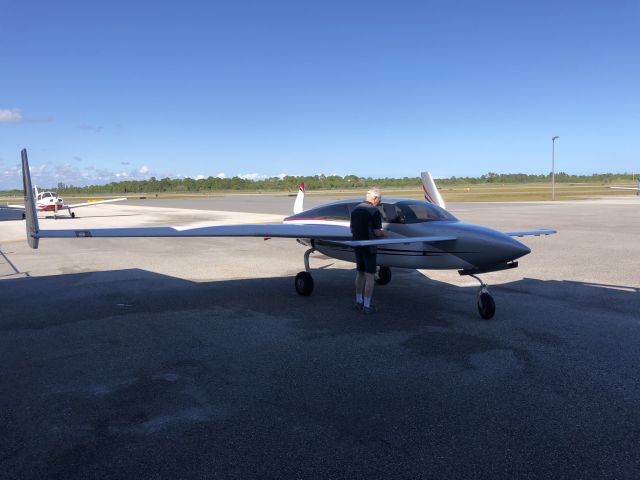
xmin=354 ymin=247 xmax=366 ymax=306
xmin=362 ymin=250 xmax=377 ymax=310
xmin=355 ymin=271 xmax=366 ymax=304
xmin=363 ymin=272 xmax=375 ymax=307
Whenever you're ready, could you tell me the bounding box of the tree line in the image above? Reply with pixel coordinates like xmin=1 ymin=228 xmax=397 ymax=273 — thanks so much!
xmin=1 ymin=171 xmax=636 ymax=196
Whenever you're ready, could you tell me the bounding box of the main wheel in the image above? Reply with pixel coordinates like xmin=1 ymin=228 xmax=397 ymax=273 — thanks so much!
xmin=294 ymin=271 xmax=314 ymax=296
xmin=70 ymin=211 xmax=76 ymax=218
xmin=477 ymin=292 xmax=495 ymax=319
xmin=375 ymin=266 xmax=392 ymax=285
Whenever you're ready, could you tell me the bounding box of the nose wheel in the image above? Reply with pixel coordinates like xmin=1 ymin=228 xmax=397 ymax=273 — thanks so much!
xmin=477 ymin=291 xmax=495 ymax=319
xmin=470 ymin=274 xmax=495 ymax=319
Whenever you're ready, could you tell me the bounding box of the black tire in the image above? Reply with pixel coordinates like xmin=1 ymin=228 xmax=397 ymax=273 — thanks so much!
xmin=477 ymin=292 xmax=496 ymax=319
xmin=375 ymin=266 xmax=392 ymax=285
xmin=70 ymin=212 xmax=76 ymax=218
xmin=295 ymin=271 xmax=314 ymax=296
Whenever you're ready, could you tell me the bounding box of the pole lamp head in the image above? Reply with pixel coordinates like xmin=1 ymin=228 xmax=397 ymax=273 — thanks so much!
xmin=552 ymin=136 xmax=559 ymax=141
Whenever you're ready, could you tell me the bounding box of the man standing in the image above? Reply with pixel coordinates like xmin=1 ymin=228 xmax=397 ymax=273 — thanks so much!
xmin=350 ymin=187 xmax=385 ymax=314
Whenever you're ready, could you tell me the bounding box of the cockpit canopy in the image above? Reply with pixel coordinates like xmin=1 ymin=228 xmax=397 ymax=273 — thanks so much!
xmin=37 ymin=192 xmax=58 ymax=201
xmin=286 ymin=199 xmax=457 ymax=223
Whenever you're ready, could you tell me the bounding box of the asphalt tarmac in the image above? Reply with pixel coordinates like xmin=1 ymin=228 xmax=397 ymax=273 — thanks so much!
xmin=1 ymin=196 xmax=639 ymax=479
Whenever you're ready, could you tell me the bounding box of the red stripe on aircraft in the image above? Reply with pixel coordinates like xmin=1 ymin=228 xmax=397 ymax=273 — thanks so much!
xmin=422 ymin=185 xmax=435 ymax=204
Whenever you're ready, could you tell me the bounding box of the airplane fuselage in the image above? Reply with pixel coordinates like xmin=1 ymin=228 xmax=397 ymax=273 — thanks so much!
xmin=313 ymin=222 xmax=529 ymax=270
xmin=285 ymin=199 xmax=530 ymax=272
xmin=36 ymin=192 xmax=65 ymax=211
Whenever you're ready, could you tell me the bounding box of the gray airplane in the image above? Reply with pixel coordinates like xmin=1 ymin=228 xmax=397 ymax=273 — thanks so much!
xmin=19 ymin=149 xmax=555 ymax=319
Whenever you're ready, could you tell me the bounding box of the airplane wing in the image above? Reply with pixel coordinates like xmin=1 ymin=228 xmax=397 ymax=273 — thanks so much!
xmin=7 ymin=198 xmax=127 ymax=209
xmin=34 ymin=223 xmax=353 ymax=241
xmin=504 ymin=229 xmax=557 ymax=237
xmin=31 ymin=224 xmax=453 ymax=248
xmin=609 ymin=186 xmax=640 ymax=191
xmin=334 ymin=235 xmax=456 ymax=247
xmin=66 ymin=197 xmax=127 ymax=208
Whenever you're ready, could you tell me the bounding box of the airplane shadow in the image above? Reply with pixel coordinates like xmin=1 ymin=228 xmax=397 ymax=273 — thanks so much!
xmin=1 ymin=266 xmax=637 ymax=336
xmin=1 ymin=267 xmax=639 ymax=479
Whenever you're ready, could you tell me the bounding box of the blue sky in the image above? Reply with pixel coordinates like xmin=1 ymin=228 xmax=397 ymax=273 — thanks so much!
xmin=1 ymin=0 xmax=639 ymax=188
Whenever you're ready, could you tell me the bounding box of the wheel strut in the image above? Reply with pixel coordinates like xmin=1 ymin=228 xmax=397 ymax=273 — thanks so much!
xmin=469 ymin=273 xmax=488 ymax=295
xmin=303 ymin=248 xmax=315 ymax=272
xmin=469 ymin=274 xmax=495 ymax=320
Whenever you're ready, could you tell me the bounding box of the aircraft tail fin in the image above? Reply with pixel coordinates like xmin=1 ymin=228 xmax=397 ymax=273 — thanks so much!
xmin=21 ymin=149 xmax=40 ymax=249
xmin=293 ymin=181 xmax=305 ymax=214
xmin=420 ymin=171 xmax=446 ymax=210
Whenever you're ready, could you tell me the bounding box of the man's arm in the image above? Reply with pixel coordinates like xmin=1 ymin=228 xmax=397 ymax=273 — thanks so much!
xmin=372 ymin=210 xmax=385 ymax=237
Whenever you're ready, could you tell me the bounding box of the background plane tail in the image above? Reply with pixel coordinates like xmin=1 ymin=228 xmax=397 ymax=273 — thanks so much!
xmin=420 ymin=171 xmax=446 ymax=210
xmin=293 ymin=181 xmax=305 ymax=214
xmin=21 ymin=149 xmax=40 ymax=249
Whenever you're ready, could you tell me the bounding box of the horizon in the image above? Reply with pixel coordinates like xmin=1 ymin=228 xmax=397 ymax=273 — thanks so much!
xmin=1 ymin=168 xmax=637 ymax=195
xmin=1 ymin=1 xmax=638 ymax=189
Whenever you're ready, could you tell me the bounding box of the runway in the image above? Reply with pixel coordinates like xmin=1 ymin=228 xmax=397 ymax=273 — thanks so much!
xmin=1 ymin=196 xmax=639 ymax=479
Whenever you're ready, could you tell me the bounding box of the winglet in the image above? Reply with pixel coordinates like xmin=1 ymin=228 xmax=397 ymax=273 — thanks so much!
xmin=420 ymin=171 xmax=446 ymax=210
xmin=21 ymin=149 xmax=40 ymax=249
xmin=293 ymin=181 xmax=305 ymax=214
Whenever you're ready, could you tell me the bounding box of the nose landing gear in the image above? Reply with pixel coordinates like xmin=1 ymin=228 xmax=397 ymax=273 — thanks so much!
xmin=469 ymin=273 xmax=495 ymax=320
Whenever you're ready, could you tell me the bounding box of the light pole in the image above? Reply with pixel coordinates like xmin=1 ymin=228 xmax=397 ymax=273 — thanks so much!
xmin=551 ymin=136 xmax=559 ymax=200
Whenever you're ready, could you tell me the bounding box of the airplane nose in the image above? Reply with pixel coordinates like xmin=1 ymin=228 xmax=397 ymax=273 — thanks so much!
xmin=504 ymin=236 xmax=530 ymax=260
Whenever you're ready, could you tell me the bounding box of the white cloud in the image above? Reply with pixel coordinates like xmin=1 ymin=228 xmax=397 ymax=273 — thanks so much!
xmin=238 ymin=173 xmax=264 ymax=180
xmin=0 ymin=163 xmax=305 ymax=190
xmin=236 ymin=172 xmax=298 ymax=181
xmin=0 ymin=160 xmax=161 ymax=189
xmin=0 ymin=108 xmax=23 ymax=123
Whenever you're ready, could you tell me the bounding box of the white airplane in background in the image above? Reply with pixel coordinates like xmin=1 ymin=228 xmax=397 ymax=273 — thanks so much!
xmin=19 ymin=149 xmax=555 ymax=319
xmin=8 ymin=185 xmax=126 ymax=218
xmin=609 ymin=180 xmax=640 ymax=194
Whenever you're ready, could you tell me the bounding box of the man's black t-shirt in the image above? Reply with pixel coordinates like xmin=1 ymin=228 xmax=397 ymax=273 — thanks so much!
xmin=350 ymin=202 xmax=382 ymax=240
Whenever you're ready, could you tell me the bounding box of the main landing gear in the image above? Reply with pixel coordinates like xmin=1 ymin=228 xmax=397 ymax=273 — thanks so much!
xmin=469 ymin=273 xmax=495 ymax=320
xmin=294 ymin=248 xmax=393 ymax=296
xmin=294 ymin=248 xmax=316 ymax=296
xmin=375 ymin=266 xmax=392 ymax=285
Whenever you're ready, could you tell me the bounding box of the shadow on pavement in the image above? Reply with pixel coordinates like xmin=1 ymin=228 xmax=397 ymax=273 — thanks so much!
xmin=1 ymin=268 xmax=639 ymax=479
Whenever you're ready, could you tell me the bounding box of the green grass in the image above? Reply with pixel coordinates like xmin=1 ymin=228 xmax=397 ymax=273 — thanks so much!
xmin=1 ymin=183 xmax=637 ymax=203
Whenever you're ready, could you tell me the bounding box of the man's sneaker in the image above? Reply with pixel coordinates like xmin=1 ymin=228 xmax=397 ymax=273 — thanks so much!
xmin=355 ymin=301 xmax=364 ymax=311
xmin=362 ymin=305 xmax=378 ymax=314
